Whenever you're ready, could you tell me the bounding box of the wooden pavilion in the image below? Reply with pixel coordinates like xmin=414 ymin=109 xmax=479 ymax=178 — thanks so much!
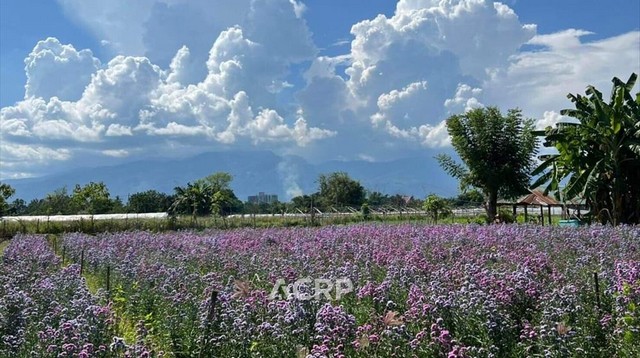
xmin=498 ymin=190 xmax=574 ymax=225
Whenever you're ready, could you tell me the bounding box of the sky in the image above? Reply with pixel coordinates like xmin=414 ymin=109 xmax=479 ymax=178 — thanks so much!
xmin=1 ymin=0 xmax=639 ymax=180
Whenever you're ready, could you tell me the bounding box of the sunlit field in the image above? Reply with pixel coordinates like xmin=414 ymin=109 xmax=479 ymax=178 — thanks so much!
xmin=1 ymin=224 xmax=639 ymax=357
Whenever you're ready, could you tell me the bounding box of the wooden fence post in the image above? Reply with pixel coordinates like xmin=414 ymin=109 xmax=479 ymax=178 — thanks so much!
xmin=200 ymin=290 xmax=219 ymax=357
xmin=80 ymin=249 xmax=85 ymax=275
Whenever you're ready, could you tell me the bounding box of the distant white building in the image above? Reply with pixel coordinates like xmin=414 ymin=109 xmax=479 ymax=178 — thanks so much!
xmin=248 ymin=192 xmax=278 ymax=204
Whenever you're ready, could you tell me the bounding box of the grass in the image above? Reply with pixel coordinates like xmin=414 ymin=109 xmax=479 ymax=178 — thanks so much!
xmin=0 ymin=239 xmax=10 ymax=257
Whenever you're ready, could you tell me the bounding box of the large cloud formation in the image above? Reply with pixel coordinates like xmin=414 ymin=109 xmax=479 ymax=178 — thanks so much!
xmin=1 ymin=0 xmax=639 ymax=178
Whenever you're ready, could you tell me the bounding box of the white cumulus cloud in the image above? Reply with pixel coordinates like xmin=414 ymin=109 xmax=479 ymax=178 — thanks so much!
xmin=24 ymin=37 xmax=101 ymax=101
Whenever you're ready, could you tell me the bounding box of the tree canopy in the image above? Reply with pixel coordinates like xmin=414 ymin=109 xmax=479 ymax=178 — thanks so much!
xmin=437 ymin=107 xmax=537 ymax=220
xmin=170 ymin=172 xmax=241 ymax=219
xmin=71 ymin=182 xmax=113 ymax=214
xmin=423 ymin=194 xmax=451 ymax=224
xmin=127 ymin=190 xmax=173 ymax=213
xmin=317 ymin=172 xmax=366 ymax=209
xmin=532 ymin=73 xmax=640 ymax=225
xmin=0 ymin=183 xmax=15 ymax=216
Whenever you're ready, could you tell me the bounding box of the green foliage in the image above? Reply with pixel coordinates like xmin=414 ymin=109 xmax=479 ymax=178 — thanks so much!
xmin=422 ymin=194 xmax=451 ymax=224
xmin=72 ymin=182 xmax=113 ymax=214
xmin=289 ymin=193 xmax=323 ymax=212
xmin=170 ymin=172 xmax=242 ymax=219
xmin=8 ymin=199 xmax=27 ymax=216
xmin=127 ymin=190 xmax=173 ymax=213
xmin=317 ymin=172 xmax=366 ymax=208
xmin=532 ymin=73 xmax=640 ymax=225
xmin=0 ymin=183 xmax=16 ymax=216
xmin=437 ymin=107 xmax=537 ymax=219
xmin=497 ymin=209 xmax=515 ymax=224
xmin=18 ymin=187 xmax=72 ymax=215
xmin=12 ymin=186 xmax=123 ymax=216
xmin=450 ymin=189 xmax=484 ymax=208
xmin=360 ymin=203 xmax=371 ymax=220
xmin=211 ymin=189 xmax=242 ymax=217
xmin=366 ymin=191 xmax=388 ymax=206
xmin=199 ymin=172 xmax=233 ymax=193
xmin=171 ymin=181 xmax=210 ymax=218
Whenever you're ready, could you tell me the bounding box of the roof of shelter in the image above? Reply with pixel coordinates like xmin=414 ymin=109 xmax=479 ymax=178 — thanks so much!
xmin=517 ymin=190 xmax=560 ymax=206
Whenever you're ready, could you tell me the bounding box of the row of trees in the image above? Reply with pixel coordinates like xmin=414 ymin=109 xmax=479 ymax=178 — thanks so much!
xmin=0 ymin=176 xmax=240 ymax=218
xmin=1 ymin=172 xmax=482 ymax=218
xmin=1 ymin=183 xmax=127 ymax=216
xmin=438 ymin=73 xmax=639 ymax=225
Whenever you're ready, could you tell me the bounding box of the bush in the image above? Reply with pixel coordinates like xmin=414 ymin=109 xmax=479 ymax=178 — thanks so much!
xmin=498 ymin=209 xmax=515 ymax=224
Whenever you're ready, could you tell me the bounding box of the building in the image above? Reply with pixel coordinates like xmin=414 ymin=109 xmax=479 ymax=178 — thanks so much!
xmin=247 ymin=192 xmax=279 ymax=204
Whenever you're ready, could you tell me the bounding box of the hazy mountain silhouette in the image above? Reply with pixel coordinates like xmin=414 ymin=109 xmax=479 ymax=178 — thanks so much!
xmin=6 ymin=151 xmax=456 ymax=201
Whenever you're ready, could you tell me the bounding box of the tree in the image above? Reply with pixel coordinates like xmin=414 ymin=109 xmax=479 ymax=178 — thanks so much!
xmin=290 ymin=193 xmax=322 ymax=213
xmin=437 ymin=107 xmax=537 ymax=221
xmin=450 ymin=189 xmax=484 ymax=208
xmin=366 ymin=191 xmax=389 ymax=207
xmin=317 ymin=172 xmax=366 ymax=208
xmin=170 ymin=181 xmax=210 ymax=220
xmin=423 ymin=194 xmax=451 ymax=224
xmin=268 ymin=201 xmax=286 ymax=215
xmin=127 ymin=190 xmax=173 ymax=213
xmin=111 ymin=196 xmax=126 ymax=213
xmin=9 ymin=198 xmax=27 ymax=215
xmin=72 ymin=182 xmax=113 ymax=214
xmin=210 ymin=189 xmax=242 ymax=226
xmin=0 ymin=183 xmax=16 ymax=216
xmin=170 ymin=172 xmax=239 ymax=220
xmin=532 ymin=73 xmax=640 ymax=225
xmin=41 ymin=187 xmax=75 ymax=215
xmin=200 ymin=172 xmax=233 ymax=193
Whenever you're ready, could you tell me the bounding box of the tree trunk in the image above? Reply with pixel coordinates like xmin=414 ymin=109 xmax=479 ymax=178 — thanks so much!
xmin=486 ymin=190 xmax=498 ymax=223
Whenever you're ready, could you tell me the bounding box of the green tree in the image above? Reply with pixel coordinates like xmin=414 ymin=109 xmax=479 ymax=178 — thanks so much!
xmin=9 ymin=198 xmax=27 ymax=215
xmin=423 ymin=194 xmax=451 ymax=224
xmin=360 ymin=203 xmax=371 ymax=220
xmin=111 ymin=196 xmax=125 ymax=213
xmin=317 ymin=172 xmax=366 ymax=208
xmin=199 ymin=172 xmax=233 ymax=193
xmin=0 ymin=183 xmax=16 ymax=216
xmin=72 ymin=182 xmax=112 ymax=214
xmin=451 ymin=189 xmax=484 ymax=208
xmin=290 ymin=193 xmax=322 ymax=213
xmin=170 ymin=181 xmax=210 ymax=220
xmin=127 ymin=190 xmax=173 ymax=213
xmin=366 ymin=191 xmax=389 ymax=207
xmin=437 ymin=107 xmax=537 ymax=221
xmin=210 ymin=189 xmax=242 ymax=226
xmin=41 ymin=187 xmax=75 ymax=215
xmin=170 ymin=172 xmax=239 ymax=220
xmin=268 ymin=201 xmax=286 ymax=215
xmin=532 ymin=73 xmax=640 ymax=225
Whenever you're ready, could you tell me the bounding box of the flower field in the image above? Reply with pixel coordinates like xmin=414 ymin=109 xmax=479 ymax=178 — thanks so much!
xmin=1 ymin=224 xmax=639 ymax=357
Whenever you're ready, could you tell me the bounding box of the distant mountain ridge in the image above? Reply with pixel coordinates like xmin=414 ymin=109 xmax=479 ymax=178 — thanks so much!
xmin=5 ymin=151 xmax=457 ymax=201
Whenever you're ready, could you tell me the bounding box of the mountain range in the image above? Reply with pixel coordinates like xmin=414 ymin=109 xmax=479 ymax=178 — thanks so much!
xmin=5 ymin=151 xmax=457 ymax=202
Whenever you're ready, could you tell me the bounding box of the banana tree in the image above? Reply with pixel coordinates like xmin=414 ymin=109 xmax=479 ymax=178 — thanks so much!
xmin=532 ymin=73 xmax=640 ymax=225
xmin=170 ymin=181 xmax=211 ymax=221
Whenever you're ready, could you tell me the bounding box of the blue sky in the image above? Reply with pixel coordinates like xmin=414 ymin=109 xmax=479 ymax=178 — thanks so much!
xmin=1 ymin=0 xmax=639 ymax=179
